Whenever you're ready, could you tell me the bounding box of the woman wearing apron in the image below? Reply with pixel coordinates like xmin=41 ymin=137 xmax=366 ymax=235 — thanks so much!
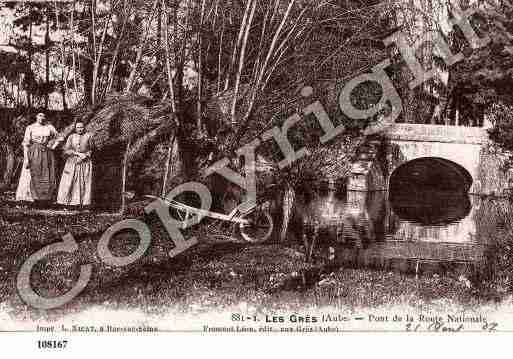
xmin=15 ymin=113 xmax=62 ymax=205
xmin=57 ymin=122 xmax=93 ymax=209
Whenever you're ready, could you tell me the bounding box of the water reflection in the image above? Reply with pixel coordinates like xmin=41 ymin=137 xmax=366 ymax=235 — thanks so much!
xmin=297 ymin=187 xmax=491 ymax=279
xmin=390 ymin=189 xmax=471 ymax=226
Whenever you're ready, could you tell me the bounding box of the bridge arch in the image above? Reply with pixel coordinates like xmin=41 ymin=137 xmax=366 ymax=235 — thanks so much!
xmin=389 ymin=157 xmax=473 ymax=194
xmin=347 ymin=124 xmax=488 ymax=194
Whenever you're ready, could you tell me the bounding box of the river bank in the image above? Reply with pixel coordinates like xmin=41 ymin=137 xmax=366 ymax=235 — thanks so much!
xmin=1 ymin=195 xmax=512 ymax=323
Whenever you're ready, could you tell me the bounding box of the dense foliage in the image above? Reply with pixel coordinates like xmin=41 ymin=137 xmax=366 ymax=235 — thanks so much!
xmin=1 ymin=0 xmax=513 ymax=206
xmin=450 ymin=1 xmax=513 ymax=124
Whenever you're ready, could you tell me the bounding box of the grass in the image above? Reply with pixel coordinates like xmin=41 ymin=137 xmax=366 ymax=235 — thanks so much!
xmin=1 ymin=196 xmax=513 ymax=324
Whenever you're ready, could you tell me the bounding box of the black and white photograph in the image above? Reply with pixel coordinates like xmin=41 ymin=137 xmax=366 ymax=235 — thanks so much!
xmin=0 ymin=0 xmax=512 ymax=351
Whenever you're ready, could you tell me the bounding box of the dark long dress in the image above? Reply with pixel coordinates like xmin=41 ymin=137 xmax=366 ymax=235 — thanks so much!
xmin=28 ymin=142 xmax=57 ymax=200
xmin=15 ymin=123 xmax=59 ymax=202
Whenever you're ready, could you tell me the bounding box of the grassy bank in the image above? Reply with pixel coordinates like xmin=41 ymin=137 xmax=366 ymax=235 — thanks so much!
xmin=2 ymin=203 xmax=511 ymax=323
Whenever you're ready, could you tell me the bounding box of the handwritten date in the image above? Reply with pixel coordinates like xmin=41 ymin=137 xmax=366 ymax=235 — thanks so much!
xmin=406 ymin=322 xmax=498 ymax=333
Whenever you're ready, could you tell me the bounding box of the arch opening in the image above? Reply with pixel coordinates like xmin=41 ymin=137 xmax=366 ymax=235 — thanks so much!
xmin=389 ymin=157 xmax=472 ymax=194
xmin=389 ymin=157 xmax=472 ymax=226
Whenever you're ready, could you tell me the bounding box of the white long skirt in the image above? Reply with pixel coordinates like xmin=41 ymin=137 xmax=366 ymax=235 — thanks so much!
xmin=57 ymin=157 xmax=92 ymax=206
xmin=15 ymin=166 xmax=34 ymax=202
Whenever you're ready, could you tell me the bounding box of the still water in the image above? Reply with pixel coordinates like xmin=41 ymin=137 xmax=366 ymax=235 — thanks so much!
xmin=297 ymin=186 xmax=510 ymax=280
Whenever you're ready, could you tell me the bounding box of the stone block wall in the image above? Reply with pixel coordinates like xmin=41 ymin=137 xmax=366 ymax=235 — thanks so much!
xmin=477 ymin=143 xmax=513 ymax=197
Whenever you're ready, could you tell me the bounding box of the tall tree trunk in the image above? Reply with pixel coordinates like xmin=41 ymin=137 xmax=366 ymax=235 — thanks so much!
xmin=197 ymin=0 xmax=207 ymax=133
xmin=229 ymin=0 xmax=301 ymax=147
xmin=124 ymin=0 xmax=159 ymax=94
xmin=45 ymin=8 xmax=50 ymax=109
xmin=92 ymin=11 xmax=112 ymax=105
xmin=216 ymin=14 xmax=226 ymax=95
xmin=17 ymin=76 xmax=22 ymax=108
xmin=120 ymin=139 xmax=131 ymax=215
xmin=45 ymin=6 xmax=51 ymax=110
xmin=70 ymin=0 xmax=79 ymax=104
xmin=161 ymin=0 xmax=184 ymax=195
xmin=161 ymin=131 xmax=185 ymax=196
xmin=61 ymin=87 xmax=68 ymax=111
xmin=27 ymin=20 xmax=33 ymax=109
xmin=106 ymin=0 xmax=128 ymax=94
xmin=230 ymin=0 xmax=257 ymax=125
xmin=54 ymin=0 xmax=70 ymax=110
xmin=83 ymin=60 xmax=94 ymax=106
xmin=0 ymin=143 xmax=15 ymax=190
xmin=90 ymin=0 xmax=97 ymax=105
xmin=224 ymin=0 xmax=254 ymax=91
xmin=162 ymin=0 xmax=177 ymax=114
xmin=82 ymin=1 xmax=95 ymax=106
xmin=157 ymin=1 xmax=161 ymax=48
xmin=280 ymin=183 xmax=295 ymax=242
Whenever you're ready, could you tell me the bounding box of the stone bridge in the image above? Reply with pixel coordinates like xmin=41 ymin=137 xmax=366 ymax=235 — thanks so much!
xmin=346 ymin=123 xmax=503 ymax=195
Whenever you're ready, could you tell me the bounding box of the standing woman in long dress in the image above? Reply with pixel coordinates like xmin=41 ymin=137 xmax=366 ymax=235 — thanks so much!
xmin=57 ymin=122 xmax=93 ymax=208
xmin=16 ymin=113 xmax=62 ymax=205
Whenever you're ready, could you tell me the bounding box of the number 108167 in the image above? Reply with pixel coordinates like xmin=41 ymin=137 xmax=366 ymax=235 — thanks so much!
xmin=38 ymin=340 xmax=68 ymax=349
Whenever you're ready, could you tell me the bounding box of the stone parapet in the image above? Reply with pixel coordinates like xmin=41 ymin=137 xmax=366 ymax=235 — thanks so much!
xmin=385 ymin=124 xmax=488 ymax=145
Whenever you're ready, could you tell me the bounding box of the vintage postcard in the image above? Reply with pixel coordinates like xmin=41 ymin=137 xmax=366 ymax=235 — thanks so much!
xmin=1 ymin=0 xmax=513 ymax=353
